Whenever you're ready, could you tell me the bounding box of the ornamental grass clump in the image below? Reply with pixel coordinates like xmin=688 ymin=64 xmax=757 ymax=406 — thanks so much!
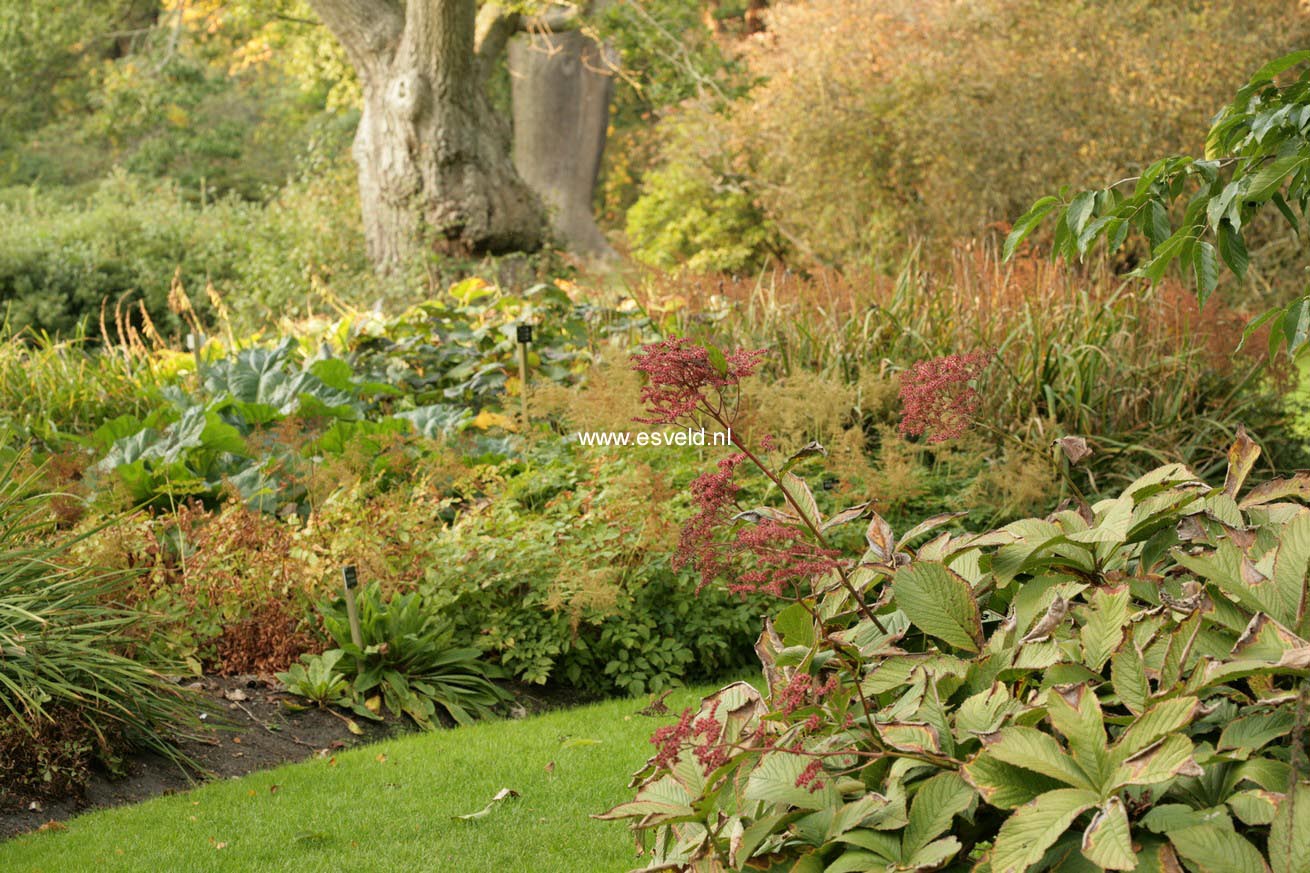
xmin=602 ymin=338 xmax=1310 ymax=873
xmin=0 ymin=457 xmax=200 ymax=800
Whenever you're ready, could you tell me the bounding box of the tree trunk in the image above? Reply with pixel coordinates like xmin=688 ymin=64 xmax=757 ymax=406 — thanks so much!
xmin=308 ymin=0 xmax=544 ymax=270
xmin=508 ymin=29 xmax=616 ymax=259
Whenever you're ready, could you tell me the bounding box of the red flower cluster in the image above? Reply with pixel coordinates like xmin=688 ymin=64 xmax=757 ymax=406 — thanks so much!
xmin=649 ymin=703 xmax=729 ymax=775
xmin=674 ymin=452 xmax=748 ymax=591
xmin=897 ymin=351 xmax=991 ymax=443
xmin=777 ymin=672 xmax=840 ymax=715
xmin=631 ymin=336 xmax=765 ymax=425
xmin=730 ymin=521 xmax=843 ymax=597
xmin=650 ymin=708 xmax=695 ymax=770
xmin=795 ymin=758 xmax=825 ymax=792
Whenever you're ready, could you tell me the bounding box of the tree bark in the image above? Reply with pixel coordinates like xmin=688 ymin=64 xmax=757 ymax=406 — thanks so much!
xmin=508 ymin=28 xmax=616 ymax=259
xmin=307 ymin=0 xmax=544 ymax=269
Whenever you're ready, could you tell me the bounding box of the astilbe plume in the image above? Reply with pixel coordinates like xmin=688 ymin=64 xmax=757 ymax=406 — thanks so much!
xmin=630 ymin=336 xmax=765 ymax=425
xmin=897 ymin=351 xmax=991 ymax=443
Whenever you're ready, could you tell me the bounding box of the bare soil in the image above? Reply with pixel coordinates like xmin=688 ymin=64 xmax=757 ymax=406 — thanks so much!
xmin=0 ymin=675 xmax=577 ymax=841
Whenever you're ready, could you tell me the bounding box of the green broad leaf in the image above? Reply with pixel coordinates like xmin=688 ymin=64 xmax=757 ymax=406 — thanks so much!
xmin=1080 ymin=796 xmax=1135 ymax=870
xmin=1111 ymin=640 xmax=1151 ymax=716
xmin=1066 ymin=497 xmax=1132 ymax=544
xmin=781 ymin=472 xmax=822 ymax=529
xmin=1283 ymin=297 xmax=1310 ymax=356
xmin=903 ymin=772 xmax=974 ymax=858
xmin=1269 ymin=781 xmax=1310 ymax=873
xmin=1272 ymin=512 xmax=1310 ymax=632
xmin=989 ymin=788 xmax=1098 ymax=873
xmin=1218 ymin=708 xmax=1296 ymax=754
xmin=1240 ymin=473 xmax=1310 ymax=509
xmin=962 ymin=754 xmax=1068 ymax=810
xmin=824 ymin=851 xmax=888 ymax=873
xmin=1227 ymin=789 xmax=1279 ymax=827
xmin=773 ymin=603 xmax=818 ymax=649
xmin=977 ymin=727 xmax=1091 ymax=789
xmin=705 ymin=343 xmax=729 ymax=375
xmin=1247 ymin=151 xmax=1306 ymax=202
xmin=744 ymin=752 xmax=841 ymax=811
xmin=595 ymin=777 xmax=692 ymax=821
xmin=1045 ymin=685 xmax=1109 ymax=789
xmin=876 ymin=722 xmax=942 ymax=755
xmin=1232 ymin=613 xmax=1309 ymax=661
xmin=1141 ymin=804 xmax=1232 ymax=835
xmin=1079 ymin=586 xmax=1131 ymax=671
xmin=954 ymin=683 xmax=1019 ymax=742
xmin=1111 ymin=733 xmax=1199 ymax=789
xmin=1169 ymin=822 xmax=1270 ymax=873
xmin=1193 ymin=240 xmax=1219 ymax=307
xmin=1112 ymin=696 xmax=1201 ymax=763
xmin=905 ymin=837 xmax=963 ymax=871
xmin=892 ymin=562 xmax=984 ymax=653
xmin=1217 ymin=220 xmax=1249 ymax=279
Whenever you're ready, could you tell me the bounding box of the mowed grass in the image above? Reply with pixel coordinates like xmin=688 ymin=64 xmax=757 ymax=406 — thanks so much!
xmin=0 ymin=684 xmax=732 ymax=873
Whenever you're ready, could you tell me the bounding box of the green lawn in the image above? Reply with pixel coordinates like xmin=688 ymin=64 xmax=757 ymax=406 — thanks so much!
xmin=0 ymin=684 xmax=726 ymax=873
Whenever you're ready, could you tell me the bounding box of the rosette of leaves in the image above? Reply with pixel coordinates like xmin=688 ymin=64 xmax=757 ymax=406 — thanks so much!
xmin=602 ymin=429 xmax=1310 ymax=872
xmin=311 ymin=583 xmax=510 ymax=728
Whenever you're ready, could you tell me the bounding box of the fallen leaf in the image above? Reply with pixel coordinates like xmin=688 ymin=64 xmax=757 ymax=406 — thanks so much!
xmin=269 ymin=785 xmax=280 ymax=795
xmin=376 ymin=753 xmax=387 ymax=763
xmin=453 ymin=788 xmax=521 ymax=821
xmin=37 ymin=821 xmax=66 ymax=832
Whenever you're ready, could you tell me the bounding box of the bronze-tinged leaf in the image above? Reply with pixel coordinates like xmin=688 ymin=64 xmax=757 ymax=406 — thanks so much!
xmin=865 ymin=512 xmax=897 ymax=562
xmin=1232 ymin=612 xmax=1309 ymax=661
xmin=1055 ymin=436 xmax=1093 ymax=465
xmin=822 ymin=501 xmax=873 ymax=533
xmin=1021 ymin=594 xmax=1068 ymax=643
xmin=1224 ymin=425 xmax=1261 ymax=499
xmin=1240 ymin=473 xmax=1310 ymax=510
xmin=877 ymin=721 xmax=942 ymax=754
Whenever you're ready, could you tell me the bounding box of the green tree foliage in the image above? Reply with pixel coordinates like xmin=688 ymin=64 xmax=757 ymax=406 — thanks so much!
xmin=1008 ymin=51 xmax=1310 ymax=359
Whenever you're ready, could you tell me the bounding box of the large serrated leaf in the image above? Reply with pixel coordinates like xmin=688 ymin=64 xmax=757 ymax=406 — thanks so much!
xmin=976 ymin=727 xmax=1091 ymax=790
xmin=1112 ymin=697 xmax=1201 ymax=763
xmin=1111 ymin=734 xmax=1199 ymax=789
xmin=1169 ymin=822 xmax=1269 ymax=873
xmin=962 ymin=754 xmax=1068 ymax=810
xmin=1269 ymin=782 xmax=1310 ymax=873
xmin=781 ymin=472 xmax=822 ymax=529
xmin=1219 ymin=708 xmax=1296 ymax=754
xmin=990 ymin=788 xmax=1098 ymax=873
xmin=892 ymin=562 xmax=983 ymax=653
xmin=903 ymin=771 xmax=974 ymax=858
xmin=743 ymin=752 xmax=841 ymax=811
xmin=1080 ymin=796 xmax=1135 ymax=870
xmin=1111 ymin=640 xmax=1151 ymax=716
xmin=1045 ymin=685 xmax=1109 ymax=789
xmin=1079 ymin=586 xmax=1131 ymax=671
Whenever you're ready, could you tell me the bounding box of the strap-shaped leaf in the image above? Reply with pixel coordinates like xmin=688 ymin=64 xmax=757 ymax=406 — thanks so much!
xmin=1081 ymin=796 xmax=1135 ymax=870
xmin=892 ymin=562 xmax=983 ymax=653
xmin=976 ymin=727 xmax=1092 ymax=790
xmin=990 ymin=788 xmax=1098 ymax=873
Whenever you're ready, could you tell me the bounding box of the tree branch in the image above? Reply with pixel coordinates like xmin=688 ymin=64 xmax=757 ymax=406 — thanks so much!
xmin=475 ymin=3 xmax=521 ymax=84
xmin=304 ymin=0 xmax=403 ymax=82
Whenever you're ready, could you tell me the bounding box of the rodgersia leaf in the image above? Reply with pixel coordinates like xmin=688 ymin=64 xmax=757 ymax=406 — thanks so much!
xmin=892 ymin=562 xmax=984 ymax=653
xmin=990 ymin=788 xmax=1098 ymax=873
